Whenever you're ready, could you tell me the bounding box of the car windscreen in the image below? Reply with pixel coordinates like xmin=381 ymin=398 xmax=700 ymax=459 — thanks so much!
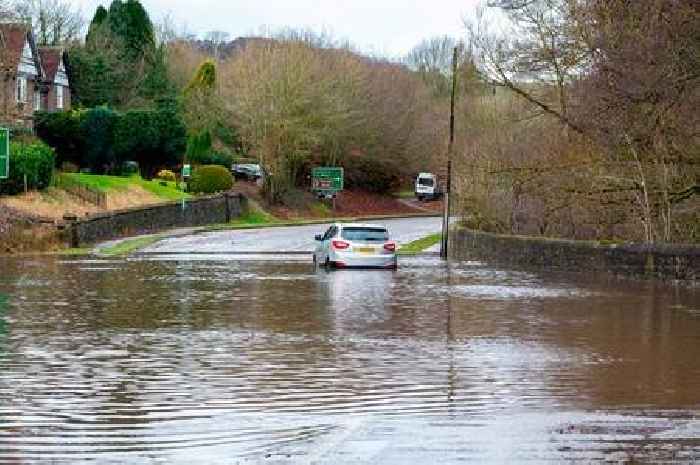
xmin=341 ymin=227 xmax=389 ymax=242
xmin=418 ymin=178 xmax=434 ymax=187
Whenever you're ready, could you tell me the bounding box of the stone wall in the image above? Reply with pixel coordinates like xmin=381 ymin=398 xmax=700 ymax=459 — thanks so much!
xmin=67 ymin=193 xmax=246 ymax=246
xmin=451 ymin=228 xmax=700 ymax=282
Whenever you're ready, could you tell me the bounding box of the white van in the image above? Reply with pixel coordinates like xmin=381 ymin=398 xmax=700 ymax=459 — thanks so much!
xmin=415 ymin=172 xmax=443 ymax=201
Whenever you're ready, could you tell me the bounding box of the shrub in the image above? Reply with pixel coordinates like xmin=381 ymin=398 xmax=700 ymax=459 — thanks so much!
xmin=0 ymin=142 xmax=56 ymax=195
xmin=188 ymin=165 xmax=234 ymax=194
xmin=34 ymin=110 xmax=85 ymax=167
xmin=343 ymin=156 xmax=402 ymax=194
xmin=156 ymin=169 xmax=176 ymax=182
xmin=81 ymin=107 xmax=119 ymax=173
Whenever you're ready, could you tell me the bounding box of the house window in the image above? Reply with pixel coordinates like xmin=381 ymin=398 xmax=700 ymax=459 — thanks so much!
xmin=33 ymin=89 xmax=41 ymax=111
xmin=16 ymin=77 xmax=27 ymax=103
xmin=56 ymin=85 xmax=63 ymax=109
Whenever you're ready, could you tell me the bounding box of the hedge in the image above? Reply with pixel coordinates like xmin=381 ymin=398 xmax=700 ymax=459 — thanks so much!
xmin=34 ymin=110 xmax=84 ymax=167
xmin=34 ymin=107 xmax=186 ymax=177
xmin=0 ymin=142 xmax=56 ymax=195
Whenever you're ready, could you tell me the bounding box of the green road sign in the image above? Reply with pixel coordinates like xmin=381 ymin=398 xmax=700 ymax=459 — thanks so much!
xmin=312 ymin=167 xmax=344 ymax=195
xmin=0 ymin=128 xmax=9 ymax=180
xmin=181 ymin=164 xmax=191 ymax=178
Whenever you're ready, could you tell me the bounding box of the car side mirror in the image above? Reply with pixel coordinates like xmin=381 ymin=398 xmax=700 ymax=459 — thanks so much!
xmin=315 ymin=234 xmax=323 ymax=241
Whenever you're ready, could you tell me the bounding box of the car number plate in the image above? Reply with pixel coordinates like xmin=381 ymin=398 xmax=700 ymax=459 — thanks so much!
xmin=354 ymin=247 xmax=375 ymax=254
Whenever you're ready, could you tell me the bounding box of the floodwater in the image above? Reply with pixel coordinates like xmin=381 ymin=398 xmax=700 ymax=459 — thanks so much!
xmin=0 ymin=253 xmax=699 ymax=464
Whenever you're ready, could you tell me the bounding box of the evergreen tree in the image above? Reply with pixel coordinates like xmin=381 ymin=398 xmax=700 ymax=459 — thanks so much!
xmin=86 ymin=6 xmax=108 ymax=44
xmin=71 ymin=0 xmax=173 ymax=109
xmin=140 ymin=45 xmax=176 ymax=103
xmin=107 ymin=0 xmax=155 ymax=60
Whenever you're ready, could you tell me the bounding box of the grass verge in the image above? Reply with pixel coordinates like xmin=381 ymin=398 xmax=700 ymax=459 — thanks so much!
xmin=58 ymin=247 xmax=93 ymax=256
xmin=226 ymin=205 xmax=279 ymax=227
xmin=97 ymin=235 xmax=164 ymax=257
xmin=58 ymin=173 xmax=191 ymax=201
xmin=398 ymin=233 xmax=442 ymax=255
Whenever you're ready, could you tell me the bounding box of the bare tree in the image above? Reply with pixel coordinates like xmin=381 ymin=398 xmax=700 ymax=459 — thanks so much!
xmin=462 ymin=0 xmax=700 ymax=243
xmin=13 ymin=0 xmax=83 ymax=46
xmin=204 ymin=30 xmax=230 ymax=61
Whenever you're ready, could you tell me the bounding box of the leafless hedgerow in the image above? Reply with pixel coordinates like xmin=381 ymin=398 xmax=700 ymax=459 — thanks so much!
xmin=462 ymin=0 xmax=699 ymax=243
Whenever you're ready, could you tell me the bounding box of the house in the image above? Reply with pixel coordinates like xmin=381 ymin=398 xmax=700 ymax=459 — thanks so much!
xmin=0 ymin=23 xmax=72 ymax=128
xmin=38 ymin=47 xmax=71 ymax=112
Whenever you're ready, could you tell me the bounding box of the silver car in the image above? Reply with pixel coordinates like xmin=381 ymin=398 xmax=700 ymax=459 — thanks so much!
xmin=314 ymin=223 xmax=398 ymax=269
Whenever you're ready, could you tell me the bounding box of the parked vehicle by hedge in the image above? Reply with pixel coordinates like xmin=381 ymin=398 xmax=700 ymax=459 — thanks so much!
xmin=0 ymin=142 xmax=55 ymax=195
xmin=188 ymin=165 xmax=234 ymax=194
xmin=414 ymin=172 xmax=444 ymax=201
xmin=232 ymin=163 xmax=262 ymax=181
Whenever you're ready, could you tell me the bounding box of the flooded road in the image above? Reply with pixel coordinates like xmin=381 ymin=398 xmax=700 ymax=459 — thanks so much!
xmin=0 ymin=249 xmax=699 ymax=463
xmin=142 ymin=217 xmax=443 ymax=254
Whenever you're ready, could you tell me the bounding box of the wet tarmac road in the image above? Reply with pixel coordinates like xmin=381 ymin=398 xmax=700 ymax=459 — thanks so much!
xmin=1 ymin=224 xmax=700 ymax=463
xmin=142 ymin=217 xmax=443 ymax=254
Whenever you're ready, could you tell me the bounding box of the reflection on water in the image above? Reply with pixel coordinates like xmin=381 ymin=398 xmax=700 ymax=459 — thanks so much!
xmin=0 ymin=255 xmax=699 ymax=463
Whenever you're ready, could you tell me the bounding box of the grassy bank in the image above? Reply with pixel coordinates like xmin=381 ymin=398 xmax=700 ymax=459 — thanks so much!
xmin=397 ymin=233 xmax=442 ymax=255
xmin=58 ymin=173 xmax=190 ymax=201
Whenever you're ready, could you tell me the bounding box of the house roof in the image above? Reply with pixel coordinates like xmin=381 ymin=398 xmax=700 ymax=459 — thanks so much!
xmin=38 ymin=47 xmax=62 ymax=82
xmin=0 ymin=22 xmax=33 ymax=74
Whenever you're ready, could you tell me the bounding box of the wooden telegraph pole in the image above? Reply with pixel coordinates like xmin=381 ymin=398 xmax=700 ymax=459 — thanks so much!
xmin=441 ymin=45 xmax=459 ymax=260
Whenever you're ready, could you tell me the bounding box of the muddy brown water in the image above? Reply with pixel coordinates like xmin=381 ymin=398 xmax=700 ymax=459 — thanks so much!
xmin=0 ymin=254 xmax=699 ymax=464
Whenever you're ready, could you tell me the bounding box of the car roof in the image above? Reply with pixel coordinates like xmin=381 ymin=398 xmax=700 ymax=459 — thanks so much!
xmin=336 ymin=223 xmax=387 ymax=229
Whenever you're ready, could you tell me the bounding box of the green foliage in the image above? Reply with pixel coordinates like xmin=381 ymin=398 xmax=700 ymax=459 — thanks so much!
xmin=344 ymin=156 xmax=402 ymax=194
xmin=81 ymin=107 xmax=119 ymax=173
xmin=186 ymin=130 xmax=212 ymax=162
xmin=35 ymin=108 xmax=186 ymax=177
xmin=190 ymin=150 xmax=235 ymax=169
xmin=186 ymin=60 xmax=217 ymax=92
xmin=140 ymin=45 xmax=175 ymax=102
xmin=0 ymin=142 xmax=56 ymax=195
xmin=35 ymin=111 xmax=85 ymax=167
xmin=213 ymin=122 xmax=243 ymax=152
xmin=188 ymin=165 xmax=234 ymax=194
xmin=107 ymin=0 xmax=155 ymax=59
xmin=68 ymin=40 xmax=129 ymax=108
xmin=86 ymin=6 xmax=108 ymax=44
xmin=113 ymin=108 xmax=187 ymax=178
xmin=71 ymin=0 xmax=168 ymax=109
xmin=186 ymin=127 xmax=237 ymax=168
xmin=7 ymin=126 xmax=35 ymax=143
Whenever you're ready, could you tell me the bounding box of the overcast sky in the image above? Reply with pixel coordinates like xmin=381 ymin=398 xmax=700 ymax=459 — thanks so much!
xmin=72 ymin=0 xmax=482 ymax=57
